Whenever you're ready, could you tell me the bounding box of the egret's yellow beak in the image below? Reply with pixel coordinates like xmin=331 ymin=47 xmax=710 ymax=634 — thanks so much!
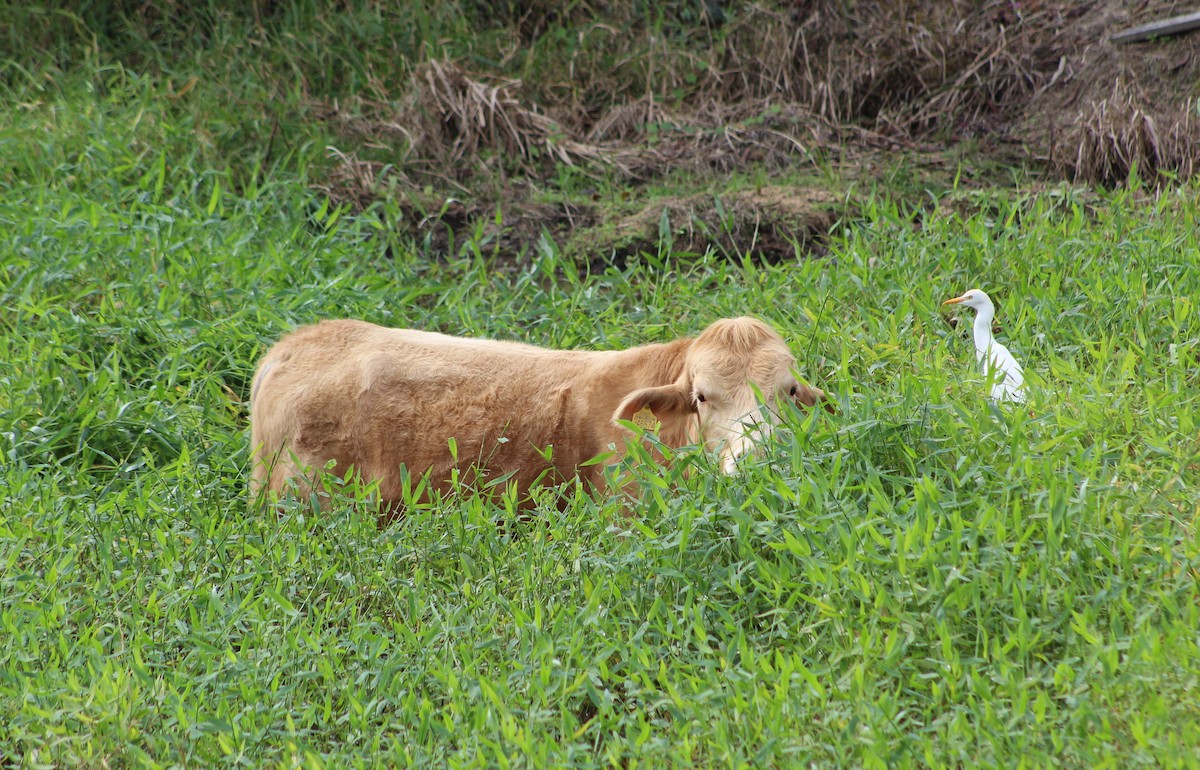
xmin=943 ymin=296 xmax=966 ymax=305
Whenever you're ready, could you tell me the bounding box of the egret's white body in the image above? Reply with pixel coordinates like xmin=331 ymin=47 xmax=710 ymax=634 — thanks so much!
xmin=944 ymin=289 xmax=1026 ymax=403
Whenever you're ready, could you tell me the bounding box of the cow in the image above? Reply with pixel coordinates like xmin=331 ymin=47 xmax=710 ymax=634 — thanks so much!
xmin=248 ymin=316 xmax=829 ymax=512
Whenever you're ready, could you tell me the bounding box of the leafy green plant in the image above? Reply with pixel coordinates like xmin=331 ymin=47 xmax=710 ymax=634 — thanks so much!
xmin=2 ymin=27 xmax=1199 ymax=767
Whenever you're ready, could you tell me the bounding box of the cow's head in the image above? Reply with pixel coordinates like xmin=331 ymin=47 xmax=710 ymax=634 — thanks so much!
xmin=615 ymin=317 xmax=829 ymax=472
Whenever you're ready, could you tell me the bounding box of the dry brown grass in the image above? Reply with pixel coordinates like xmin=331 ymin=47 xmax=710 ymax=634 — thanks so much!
xmin=1062 ymin=84 xmax=1197 ymax=186
xmin=327 ymin=60 xmax=852 ymax=201
xmin=317 ymin=0 xmax=1200 ymax=208
xmin=399 ymin=59 xmax=659 ymax=177
xmin=697 ymin=0 xmax=1069 ymax=133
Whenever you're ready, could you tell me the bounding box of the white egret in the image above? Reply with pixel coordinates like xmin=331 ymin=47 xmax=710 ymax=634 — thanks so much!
xmin=943 ymin=289 xmax=1027 ymax=403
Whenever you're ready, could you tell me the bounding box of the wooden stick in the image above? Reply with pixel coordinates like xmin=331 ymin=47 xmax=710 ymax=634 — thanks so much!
xmin=1112 ymin=10 xmax=1200 ymax=44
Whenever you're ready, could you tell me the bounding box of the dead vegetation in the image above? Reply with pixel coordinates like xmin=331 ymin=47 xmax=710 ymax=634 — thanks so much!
xmin=1062 ymin=85 xmax=1197 ymax=187
xmin=313 ymin=0 xmax=1200 ymax=259
xmin=587 ymin=187 xmax=847 ymax=271
xmin=699 ymin=0 xmax=1066 ymax=133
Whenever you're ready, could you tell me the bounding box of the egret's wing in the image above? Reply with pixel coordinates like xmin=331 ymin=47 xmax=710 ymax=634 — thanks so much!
xmin=992 ymin=378 xmax=1027 ymax=403
xmin=990 ymin=342 xmax=1024 ymax=384
xmin=985 ymin=341 xmax=1026 ymax=402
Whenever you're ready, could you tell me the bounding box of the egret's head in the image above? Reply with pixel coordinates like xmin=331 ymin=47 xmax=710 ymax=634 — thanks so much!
xmin=943 ymin=289 xmax=993 ymax=311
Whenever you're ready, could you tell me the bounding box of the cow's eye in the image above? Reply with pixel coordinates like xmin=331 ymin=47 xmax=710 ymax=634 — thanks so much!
xmin=789 ymin=385 xmax=798 ymax=397
xmin=695 ymin=392 xmax=707 ymax=403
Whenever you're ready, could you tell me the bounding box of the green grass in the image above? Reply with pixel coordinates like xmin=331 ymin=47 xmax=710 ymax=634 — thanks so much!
xmin=0 ymin=0 xmax=729 ymax=198
xmin=4 ymin=15 xmax=1200 ymax=770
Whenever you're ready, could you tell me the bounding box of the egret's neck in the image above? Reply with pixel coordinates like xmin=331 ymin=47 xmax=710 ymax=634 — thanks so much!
xmin=972 ymin=307 xmax=995 ymax=356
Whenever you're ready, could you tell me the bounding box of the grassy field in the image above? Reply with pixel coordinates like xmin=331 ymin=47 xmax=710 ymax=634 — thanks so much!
xmin=4 ymin=4 xmax=1200 ymax=768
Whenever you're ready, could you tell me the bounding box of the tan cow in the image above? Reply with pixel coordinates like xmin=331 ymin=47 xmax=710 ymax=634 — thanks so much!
xmin=248 ymin=316 xmax=828 ymax=510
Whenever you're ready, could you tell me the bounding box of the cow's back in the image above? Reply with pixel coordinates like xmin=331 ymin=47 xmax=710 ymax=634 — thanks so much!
xmin=249 ymin=320 xmax=609 ymax=504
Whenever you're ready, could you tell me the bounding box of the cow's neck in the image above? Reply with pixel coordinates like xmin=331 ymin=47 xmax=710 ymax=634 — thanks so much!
xmin=610 ymin=338 xmax=690 ymax=387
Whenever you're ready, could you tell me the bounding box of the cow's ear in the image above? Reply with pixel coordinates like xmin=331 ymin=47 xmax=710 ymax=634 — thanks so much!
xmin=793 ymin=384 xmax=837 ymax=414
xmin=613 ymin=384 xmax=695 ymax=429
